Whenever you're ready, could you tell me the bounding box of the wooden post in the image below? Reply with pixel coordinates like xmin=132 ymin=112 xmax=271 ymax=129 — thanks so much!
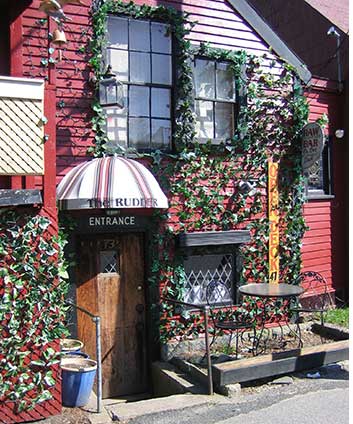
xmin=268 ymin=161 xmax=279 ymax=284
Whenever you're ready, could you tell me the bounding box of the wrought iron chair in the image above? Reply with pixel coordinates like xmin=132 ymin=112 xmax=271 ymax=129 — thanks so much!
xmin=205 ymin=280 xmax=254 ymax=358
xmin=290 ymin=271 xmax=333 ymax=346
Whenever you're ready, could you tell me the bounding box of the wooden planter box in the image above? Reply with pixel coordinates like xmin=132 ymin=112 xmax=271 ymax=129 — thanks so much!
xmin=170 ymin=324 xmax=349 ymax=394
xmin=212 ymin=339 xmax=349 ymax=389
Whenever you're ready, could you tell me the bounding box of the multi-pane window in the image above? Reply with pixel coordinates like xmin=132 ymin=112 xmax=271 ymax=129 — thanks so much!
xmin=193 ymin=58 xmax=237 ymax=143
xmin=183 ymin=253 xmax=235 ymax=305
xmin=105 ymin=16 xmax=172 ymax=151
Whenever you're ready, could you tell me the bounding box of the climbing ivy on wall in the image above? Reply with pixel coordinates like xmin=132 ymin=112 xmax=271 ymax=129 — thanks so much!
xmin=0 ymin=211 xmax=69 ymax=412
xmin=89 ymin=1 xmax=310 ymax=343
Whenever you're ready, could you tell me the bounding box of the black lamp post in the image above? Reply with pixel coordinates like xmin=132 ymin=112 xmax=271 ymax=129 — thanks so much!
xmin=99 ymin=65 xmax=124 ymax=108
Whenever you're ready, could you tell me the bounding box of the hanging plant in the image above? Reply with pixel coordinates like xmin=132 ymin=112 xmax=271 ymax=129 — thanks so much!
xmin=0 ymin=211 xmax=69 ymax=412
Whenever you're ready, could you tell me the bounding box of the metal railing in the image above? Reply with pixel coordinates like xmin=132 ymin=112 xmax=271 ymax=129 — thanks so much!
xmin=162 ymin=297 xmax=213 ymax=396
xmin=65 ymin=301 xmax=102 ymax=413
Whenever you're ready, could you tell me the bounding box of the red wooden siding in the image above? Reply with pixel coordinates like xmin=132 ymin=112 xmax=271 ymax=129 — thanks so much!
xmin=303 ymin=78 xmax=348 ymax=298
xmin=21 ymin=0 xmax=280 ymax=184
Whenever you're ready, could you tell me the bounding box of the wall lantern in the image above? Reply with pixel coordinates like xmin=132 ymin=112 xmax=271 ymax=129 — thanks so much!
xmin=99 ymin=66 xmax=124 ymax=108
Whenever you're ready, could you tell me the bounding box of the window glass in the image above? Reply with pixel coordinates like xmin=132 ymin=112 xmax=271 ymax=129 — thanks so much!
xmin=130 ymin=52 xmax=151 ymax=83
xmin=216 ymin=62 xmax=236 ymax=101
xmin=107 ymin=17 xmax=128 ymax=49
xmin=151 ymin=22 xmax=171 ymax=54
xmin=99 ymin=250 xmax=119 ymax=273
xmin=194 ymin=59 xmax=215 ymax=98
xmin=151 ymin=88 xmax=170 ymax=118
xmin=183 ymin=254 xmax=234 ymax=305
xmin=106 ymin=110 xmax=128 ymax=149
xmin=106 ymin=16 xmax=172 ymax=151
xmin=195 ymin=100 xmax=214 ymax=139
xmin=152 ymin=54 xmax=172 ymax=85
xmin=152 ymin=119 xmax=171 ymax=149
xmin=129 ymin=20 xmax=150 ymax=51
xmin=215 ymin=102 xmax=233 ymax=139
xmin=107 ymin=49 xmax=128 ymax=81
xmin=129 ymin=117 xmax=150 ymax=149
xmin=194 ymin=58 xmax=237 ymax=143
xmin=129 ymin=85 xmax=150 ymax=117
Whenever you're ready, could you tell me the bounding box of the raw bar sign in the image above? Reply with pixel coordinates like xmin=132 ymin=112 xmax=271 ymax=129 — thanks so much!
xmin=268 ymin=161 xmax=279 ymax=284
xmin=302 ymin=122 xmax=324 ymax=170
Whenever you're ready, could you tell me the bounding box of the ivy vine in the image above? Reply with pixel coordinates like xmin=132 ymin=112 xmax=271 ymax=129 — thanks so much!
xmin=89 ymin=1 xmax=311 ymax=343
xmin=0 ymin=211 xmax=69 ymax=412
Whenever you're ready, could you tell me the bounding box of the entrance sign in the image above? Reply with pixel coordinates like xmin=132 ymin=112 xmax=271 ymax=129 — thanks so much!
xmin=301 ymin=122 xmax=324 ymax=170
xmin=76 ymin=214 xmax=149 ymax=233
xmin=268 ymin=161 xmax=279 ymax=284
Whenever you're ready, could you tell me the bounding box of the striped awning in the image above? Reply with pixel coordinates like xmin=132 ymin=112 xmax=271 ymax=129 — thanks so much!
xmin=57 ymin=156 xmax=168 ymax=210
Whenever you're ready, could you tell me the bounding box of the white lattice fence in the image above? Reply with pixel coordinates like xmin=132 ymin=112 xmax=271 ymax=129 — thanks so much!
xmin=0 ymin=76 xmax=45 ymax=175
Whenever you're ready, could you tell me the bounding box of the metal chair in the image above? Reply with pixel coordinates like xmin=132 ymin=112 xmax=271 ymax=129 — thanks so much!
xmin=205 ymin=280 xmax=254 ymax=358
xmin=290 ymin=271 xmax=333 ymax=346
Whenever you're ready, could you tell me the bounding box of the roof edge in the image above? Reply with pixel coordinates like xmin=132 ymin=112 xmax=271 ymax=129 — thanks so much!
xmin=227 ymin=0 xmax=312 ymax=84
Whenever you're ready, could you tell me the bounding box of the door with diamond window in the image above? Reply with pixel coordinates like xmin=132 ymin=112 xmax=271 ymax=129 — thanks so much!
xmin=76 ymin=233 xmax=147 ymax=398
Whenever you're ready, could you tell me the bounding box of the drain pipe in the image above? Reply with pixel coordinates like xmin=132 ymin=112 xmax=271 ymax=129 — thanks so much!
xmin=327 ymin=26 xmax=343 ymax=92
xmin=203 ymin=305 xmax=214 ymax=395
xmin=92 ymin=315 xmax=102 ymax=413
xmin=65 ymin=301 xmax=102 ymax=413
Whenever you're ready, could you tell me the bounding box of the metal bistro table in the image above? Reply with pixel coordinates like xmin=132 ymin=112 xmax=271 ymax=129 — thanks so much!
xmin=238 ymin=283 xmax=304 ymax=355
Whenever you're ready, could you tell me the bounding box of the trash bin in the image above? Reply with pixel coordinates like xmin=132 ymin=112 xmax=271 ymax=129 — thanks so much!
xmin=61 ymin=357 xmax=97 ymax=407
xmin=60 ymin=338 xmax=84 ymax=353
xmin=63 ymin=351 xmax=90 ymax=359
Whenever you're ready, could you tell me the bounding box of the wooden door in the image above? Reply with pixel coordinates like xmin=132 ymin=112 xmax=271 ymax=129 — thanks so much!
xmin=76 ymin=233 xmax=147 ymax=398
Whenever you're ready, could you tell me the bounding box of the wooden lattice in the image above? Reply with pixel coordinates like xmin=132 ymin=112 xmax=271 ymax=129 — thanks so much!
xmin=0 ymin=97 xmax=44 ymax=175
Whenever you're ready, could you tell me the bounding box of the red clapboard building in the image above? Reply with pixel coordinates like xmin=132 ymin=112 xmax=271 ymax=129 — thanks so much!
xmin=0 ymin=0 xmax=347 ymax=421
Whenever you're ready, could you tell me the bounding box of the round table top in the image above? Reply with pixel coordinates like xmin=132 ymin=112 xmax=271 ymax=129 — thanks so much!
xmin=238 ymin=283 xmax=303 ymax=298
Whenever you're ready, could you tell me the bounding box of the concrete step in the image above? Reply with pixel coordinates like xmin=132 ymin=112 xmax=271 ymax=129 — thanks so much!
xmin=104 ymin=393 xmax=226 ymax=422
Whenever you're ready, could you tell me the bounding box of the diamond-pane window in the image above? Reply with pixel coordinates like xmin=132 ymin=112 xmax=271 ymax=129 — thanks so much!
xmin=183 ymin=254 xmax=234 ymax=305
xmin=100 ymin=250 xmax=119 ymax=273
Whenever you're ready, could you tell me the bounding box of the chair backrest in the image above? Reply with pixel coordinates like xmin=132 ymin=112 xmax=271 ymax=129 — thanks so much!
xmin=205 ymin=280 xmax=242 ymax=325
xmin=205 ymin=280 xmax=233 ymax=308
xmin=296 ymin=271 xmax=333 ymax=310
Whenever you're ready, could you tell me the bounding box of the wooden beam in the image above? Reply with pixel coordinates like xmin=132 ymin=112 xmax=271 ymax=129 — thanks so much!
xmin=0 ymin=189 xmax=42 ymax=206
xmin=212 ymin=340 xmax=349 ymax=387
xmin=178 ymin=230 xmax=251 ymax=247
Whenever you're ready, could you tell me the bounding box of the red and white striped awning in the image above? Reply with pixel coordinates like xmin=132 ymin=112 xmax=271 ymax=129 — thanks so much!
xmin=57 ymin=156 xmax=168 ymax=210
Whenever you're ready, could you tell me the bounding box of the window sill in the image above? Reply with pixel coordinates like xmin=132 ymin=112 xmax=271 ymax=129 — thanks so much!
xmin=306 ymin=193 xmax=335 ymax=201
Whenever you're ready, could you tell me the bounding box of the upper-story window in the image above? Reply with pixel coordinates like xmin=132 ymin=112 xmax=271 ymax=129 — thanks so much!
xmin=193 ymin=58 xmax=237 ymax=144
xmin=105 ymin=16 xmax=172 ymax=152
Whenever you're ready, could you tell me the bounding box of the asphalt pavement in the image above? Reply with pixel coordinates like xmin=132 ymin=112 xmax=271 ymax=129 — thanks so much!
xmin=125 ymin=361 xmax=349 ymax=424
